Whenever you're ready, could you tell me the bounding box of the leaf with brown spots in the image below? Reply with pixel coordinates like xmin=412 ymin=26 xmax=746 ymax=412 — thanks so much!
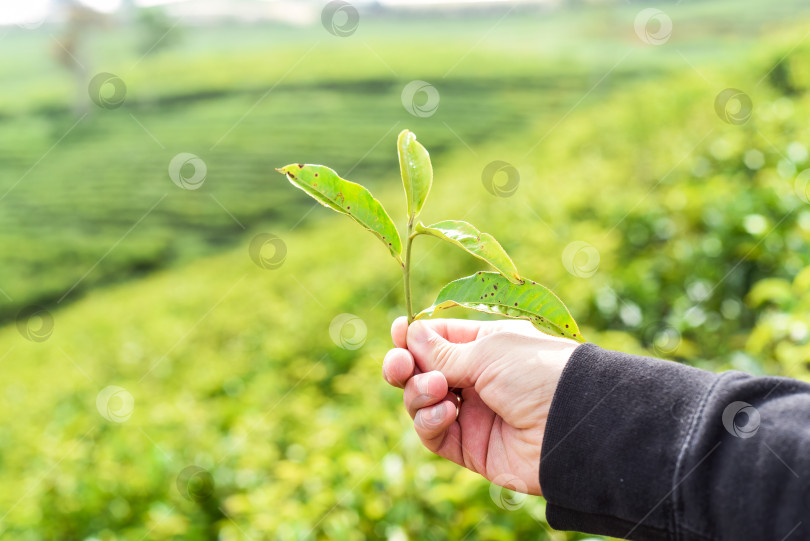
xmin=416 ymin=220 xmax=520 ymax=284
xmin=416 ymin=272 xmax=584 ymax=342
xmin=276 ymin=164 xmax=402 ymax=261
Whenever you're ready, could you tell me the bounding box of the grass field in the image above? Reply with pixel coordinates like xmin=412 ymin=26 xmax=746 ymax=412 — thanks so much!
xmin=4 ymin=1 xmax=810 ymax=538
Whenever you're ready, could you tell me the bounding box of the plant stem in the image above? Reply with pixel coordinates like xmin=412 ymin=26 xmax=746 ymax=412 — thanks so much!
xmin=403 ymin=221 xmax=415 ymax=324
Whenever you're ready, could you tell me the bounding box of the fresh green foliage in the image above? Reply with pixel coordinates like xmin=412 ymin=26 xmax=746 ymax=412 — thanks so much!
xmin=398 ymin=129 xmax=433 ymax=221
xmin=746 ymin=266 xmax=810 ymax=378
xmin=1 ymin=24 xmax=617 ymax=323
xmin=416 ymin=220 xmax=521 ymax=284
xmin=6 ymin=5 xmax=810 ymax=540
xmin=418 ymin=272 xmax=583 ymax=342
xmin=278 ymin=130 xmax=585 ymax=342
xmin=277 ymin=164 xmax=403 ymax=261
xmin=5 ymin=0 xmax=807 ymax=322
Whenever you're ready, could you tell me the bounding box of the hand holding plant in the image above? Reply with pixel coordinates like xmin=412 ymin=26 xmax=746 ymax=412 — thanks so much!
xmin=382 ymin=316 xmax=579 ymax=496
xmin=278 ymin=131 xmax=584 ymax=494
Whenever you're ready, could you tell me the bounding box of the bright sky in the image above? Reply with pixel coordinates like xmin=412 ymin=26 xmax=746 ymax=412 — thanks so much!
xmin=1 ymin=0 xmax=120 ymax=26
xmin=0 ymin=0 xmax=513 ymax=27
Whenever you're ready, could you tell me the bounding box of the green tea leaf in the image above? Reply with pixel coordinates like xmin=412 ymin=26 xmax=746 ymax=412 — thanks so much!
xmin=416 ymin=220 xmax=521 ymax=284
xmin=397 ymin=129 xmax=433 ymax=221
xmin=277 ymin=164 xmax=402 ymax=261
xmin=416 ymin=271 xmax=584 ymax=342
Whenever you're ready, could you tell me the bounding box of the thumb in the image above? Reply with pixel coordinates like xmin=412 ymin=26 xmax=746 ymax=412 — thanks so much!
xmin=406 ymin=321 xmax=484 ymax=388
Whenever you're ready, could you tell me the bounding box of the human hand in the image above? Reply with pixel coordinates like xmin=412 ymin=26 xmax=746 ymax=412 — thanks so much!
xmin=382 ymin=317 xmax=579 ymax=496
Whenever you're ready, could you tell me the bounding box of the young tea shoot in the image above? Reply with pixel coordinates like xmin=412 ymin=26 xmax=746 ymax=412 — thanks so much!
xmin=276 ymin=129 xmax=584 ymax=342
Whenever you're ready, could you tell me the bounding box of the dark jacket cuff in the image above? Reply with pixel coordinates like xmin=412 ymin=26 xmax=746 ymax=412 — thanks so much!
xmin=539 ymin=343 xmax=718 ymax=540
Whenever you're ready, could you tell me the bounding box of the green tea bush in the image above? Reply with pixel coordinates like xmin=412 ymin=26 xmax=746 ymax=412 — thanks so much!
xmin=5 ymin=16 xmax=810 ymax=541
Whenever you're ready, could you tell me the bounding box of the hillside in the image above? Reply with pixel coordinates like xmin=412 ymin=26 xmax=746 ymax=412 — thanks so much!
xmin=4 ymin=6 xmax=810 ymax=540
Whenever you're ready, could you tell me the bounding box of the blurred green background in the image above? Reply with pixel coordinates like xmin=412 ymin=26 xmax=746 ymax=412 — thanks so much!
xmin=3 ymin=0 xmax=810 ymax=538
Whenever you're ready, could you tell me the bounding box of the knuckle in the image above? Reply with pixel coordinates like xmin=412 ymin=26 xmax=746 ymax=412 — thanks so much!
xmin=485 ymin=330 xmax=524 ymax=342
xmin=431 ymin=342 xmax=455 ymax=370
xmin=477 ymin=330 xmax=531 ymax=353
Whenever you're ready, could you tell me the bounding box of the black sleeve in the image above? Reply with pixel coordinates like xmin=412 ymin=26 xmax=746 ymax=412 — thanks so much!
xmin=539 ymin=343 xmax=810 ymax=541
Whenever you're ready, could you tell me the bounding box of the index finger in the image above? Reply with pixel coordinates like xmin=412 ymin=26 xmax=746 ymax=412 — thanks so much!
xmin=392 ymin=316 xmax=409 ymax=349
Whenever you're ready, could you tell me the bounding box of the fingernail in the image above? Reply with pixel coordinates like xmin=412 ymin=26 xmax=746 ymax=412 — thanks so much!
xmin=416 ymin=372 xmax=432 ymax=395
xmin=421 ymin=402 xmax=447 ymax=428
